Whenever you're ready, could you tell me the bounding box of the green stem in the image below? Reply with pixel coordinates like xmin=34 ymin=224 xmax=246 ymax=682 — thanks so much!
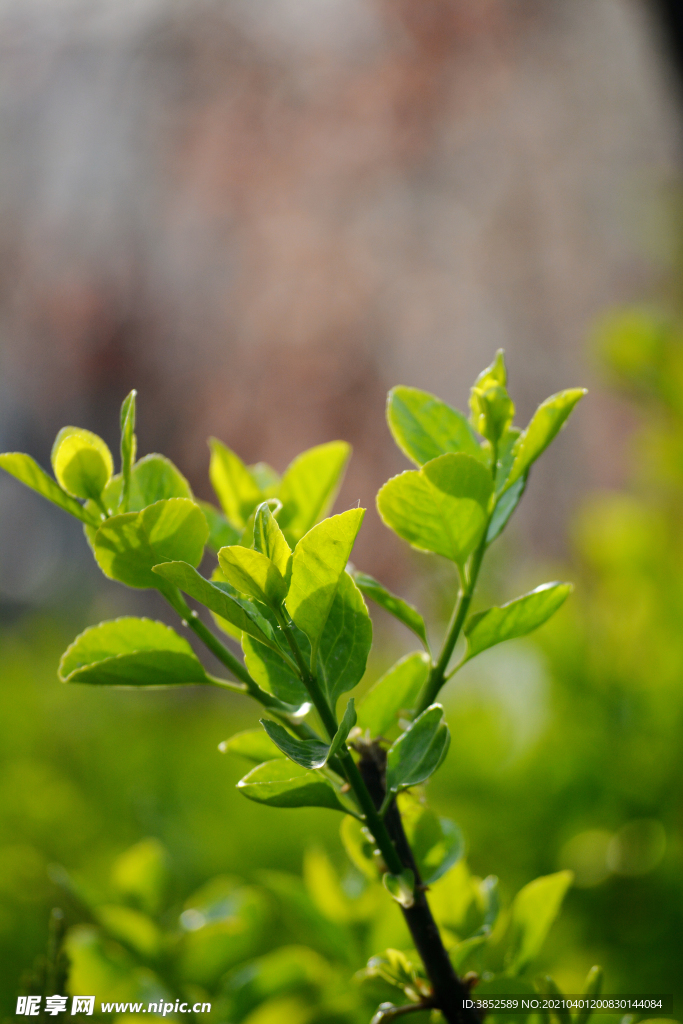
xmin=416 ymin=523 xmax=489 ymax=715
xmin=275 ymin=607 xmax=405 ymax=875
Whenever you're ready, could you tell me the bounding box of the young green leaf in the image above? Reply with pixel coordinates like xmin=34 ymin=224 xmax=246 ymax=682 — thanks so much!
xmin=285 ymin=508 xmax=364 ymax=661
xmin=384 ymin=704 xmax=450 ymax=804
xmin=353 ymin=572 xmax=429 ymax=651
xmin=505 ymin=870 xmax=573 ymax=975
xmin=249 ymin=461 xmax=280 ymax=494
xmin=197 ymin=500 xmax=241 ymax=551
xmin=487 ymin=476 xmax=526 ymax=543
xmin=58 ymin=617 xmax=211 ymax=687
xmin=218 ymin=729 xmax=285 ymax=763
xmin=94 ymin=498 xmax=208 ymax=588
xmin=237 ymin=759 xmax=349 ymax=812
xmin=316 ymin=571 xmax=372 ymax=705
xmin=242 ymin=634 xmax=309 ymax=705
xmin=574 ymin=967 xmax=604 ymax=1024
xmin=464 ymin=582 xmax=572 ymax=661
xmin=328 ymin=698 xmax=357 ymax=761
xmin=357 ymin=652 xmax=430 ymax=738
xmin=505 ymin=388 xmax=587 ymax=490
xmin=382 ymin=869 xmax=416 ymax=908
xmin=51 ymin=427 xmax=114 ymax=501
xmin=151 ymin=560 xmax=279 ymax=651
xmin=119 ymin=390 xmax=137 ymax=512
xmin=126 ymin=453 xmax=193 ymax=508
xmin=209 ymin=438 xmax=263 ymax=528
xmin=377 ymin=453 xmax=492 ymax=566
xmin=253 ymin=501 xmax=292 ymax=577
xmin=469 ymin=351 xmax=515 ymax=445
xmin=340 ymin=816 xmax=378 ymax=881
xmin=261 ymin=719 xmax=330 ymax=770
xmin=399 ymin=795 xmax=464 ymax=885
xmin=0 ymin=453 xmax=100 ymax=525
xmin=386 ymin=386 xmax=485 ymax=466
xmin=218 ymin=546 xmax=288 ymax=607
xmin=278 ymin=441 xmax=351 ymax=545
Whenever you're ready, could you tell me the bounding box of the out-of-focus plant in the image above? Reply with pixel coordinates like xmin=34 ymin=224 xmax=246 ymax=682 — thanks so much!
xmin=1 ymin=353 xmax=589 ymax=1023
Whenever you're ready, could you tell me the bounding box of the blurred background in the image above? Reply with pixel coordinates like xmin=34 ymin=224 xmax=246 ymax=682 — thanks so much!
xmin=2 ymin=0 xmax=683 ymax=1020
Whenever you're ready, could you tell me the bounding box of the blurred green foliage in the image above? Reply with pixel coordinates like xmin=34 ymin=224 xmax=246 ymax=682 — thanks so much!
xmin=3 ymin=308 xmax=683 ymax=1020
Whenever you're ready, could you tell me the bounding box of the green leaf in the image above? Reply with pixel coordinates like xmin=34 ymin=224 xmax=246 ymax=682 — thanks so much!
xmin=487 ymin=476 xmax=526 ymax=544
xmin=383 ymin=869 xmax=416 ymax=908
xmin=328 ymin=697 xmax=357 ymax=760
xmin=340 ymin=816 xmax=378 ymax=881
xmin=377 ymin=453 xmax=492 ymax=565
xmin=51 ymin=426 xmax=114 ymax=501
xmin=398 ymin=795 xmax=464 ymax=884
xmin=387 ymin=386 xmax=485 ymax=466
xmin=218 ymin=545 xmax=288 ymax=607
xmin=574 ymin=966 xmax=604 ymax=1024
xmin=0 ymin=453 xmax=100 ymax=525
xmin=219 ymin=729 xmax=285 ymax=763
xmin=353 ymin=572 xmax=429 ymax=651
xmin=316 ymin=570 xmax=372 ymax=705
xmin=464 ymin=582 xmax=572 ymax=661
xmin=209 ymin=438 xmax=263 ymax=528
xmin=505 ymin=870 xmax=573 ymax=975
xmin=357 ymin=652 xmax=430 ymax=738
xmin=254 ymin=501 xmax=292 ymax=577
xmin=506 ymin=388 xmax=587 ymax=489
xmin=261 ymin=719 xmax=330 ymax=770
xmin=249 ymin=461 xmax=280 ymax=494
xmin=127 ymin=453 xmax=193 ymax=509
xmin=242 ymin=634 xmax=309 ymax=705
xmin=384 ymin=704 xmax=450 ymax=801
xmin=58 ymin=617 xmax=211 ymax=687
xmin=285 ymin=508 xmax=365 ymax=661
xmin=278 ymin=441 xmax=351 ymax=545
xmin=94 ymin=498 xmax=209 ymax=589
xmin=151 ymin=560 xmax=279 ymax=651
xmin=119 ymin=390 xmax=137 ymax=512
xmin=237 ymin=759 xmax=349 ymax=812
xmin=111 ymin=838 xmax=168 ymax=915
xmin=469 ymin=351 xmax=515 ymax=445
xmin=197 ymin=500 xmax=240 ymax=551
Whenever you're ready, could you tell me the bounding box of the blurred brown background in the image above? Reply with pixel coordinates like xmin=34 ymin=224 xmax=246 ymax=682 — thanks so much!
xmin=1 ymin=0 xmax=681 ymax=607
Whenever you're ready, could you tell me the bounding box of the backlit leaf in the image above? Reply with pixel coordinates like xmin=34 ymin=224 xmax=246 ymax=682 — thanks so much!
xmin=286 ymin=509 xmax=364 ymax=661
xmin=59 ymin=617 xmax=211 ymax=687
xmin=505 ymin=870 xmax=573 ymax=975
xmin=357 ymin=652 xmax=430 ymax=738
xmin=0 ymin=453 xmax=99 ymax=525
xmin=51 ymin=427 xmax=114 ymax=501
xmin=209 ymin=438 xmax=263 ymax=528
xmin=94 ymin=498 xmax=208 ymax=589
xmin=506 ymin=389 xmax=587 ymax=489
xmin=119 ymin=390 xmax=137 ymax=512
xmin=151 ymin=560 xmax=278 ymax=651
xmin=316 ymin=570 xmax=372 ymax=705
xmin=197 ymin=501 xmax=240 ymax=551
xmin=242 ymin=634 xmax=309 ymax=705
xmin=387 ymin=386 xmax=485 ymax=466
xmin=278 ymin=441 xmax=351 ymax=545
xmin=464 ymin=582 xmax=572 ymax=661
xmin=253 ymin=502 xmax=292 ymax=577
xmin=377 ymin=453 xmax=492 ymax=566
xmin=218 ymin=546 xmax=288 ymax=607
xmin=399 ymin=796 xmax=464 ymax=885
